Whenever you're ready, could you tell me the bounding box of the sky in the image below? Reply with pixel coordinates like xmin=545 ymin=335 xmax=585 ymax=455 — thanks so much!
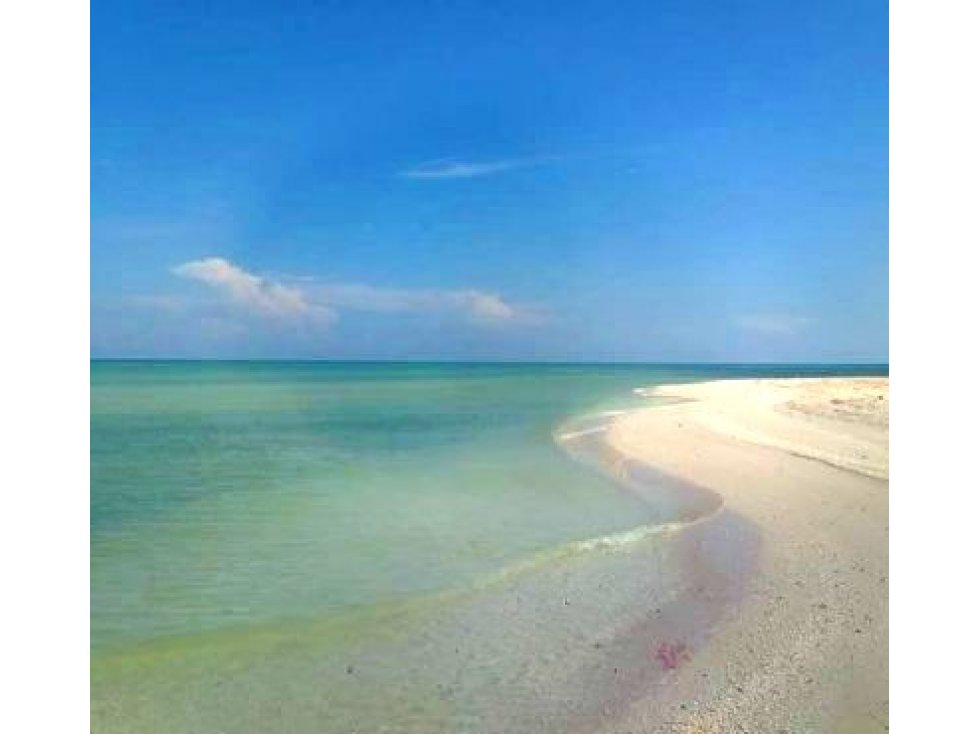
xmin=91 ymin=0 xmax=888 ymax=362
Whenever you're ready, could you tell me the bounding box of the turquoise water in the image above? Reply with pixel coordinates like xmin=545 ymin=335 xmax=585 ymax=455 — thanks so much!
xmin=91 ymin=361 xmax=886 ymax=654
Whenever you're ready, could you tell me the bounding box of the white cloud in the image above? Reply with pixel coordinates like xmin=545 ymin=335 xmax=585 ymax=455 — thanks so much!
xmin=173 ymin=257 xmax=335 ymax=326
xmin=735 ymin=314 xmax=815 ymax=336
xmin=398 ymin=158 xmax=532 ymax=180
xmin=166 ymin=257 xmax=538 ymax=331
xmin=313 ymin=283 xmax=533 ymax=324
xmin=457 ymin=290 xmax=519 ymax=322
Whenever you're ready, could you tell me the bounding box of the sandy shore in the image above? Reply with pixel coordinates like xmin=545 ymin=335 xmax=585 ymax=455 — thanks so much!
xmin=601 ymin=378 xmax=888 ymax=733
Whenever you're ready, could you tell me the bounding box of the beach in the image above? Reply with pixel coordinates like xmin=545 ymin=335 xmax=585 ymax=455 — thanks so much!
xmin=601 ymin=378 xmax=889 ymax=732
xmin=90 ymin=365 xmax=887 ymax=733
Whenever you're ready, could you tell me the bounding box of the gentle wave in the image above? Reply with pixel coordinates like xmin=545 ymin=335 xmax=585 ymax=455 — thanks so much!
xmin=470 ymin=403 xmax=727 ymax=592
xmin=553 ymin=425 xmax=608 ymax=441
xmin=552 ymin=404 xmax=724 ymax=538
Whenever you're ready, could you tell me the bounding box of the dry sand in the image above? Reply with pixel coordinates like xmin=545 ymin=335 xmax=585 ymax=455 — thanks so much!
xmin=601 ymin=378 xmax=888 ymax=733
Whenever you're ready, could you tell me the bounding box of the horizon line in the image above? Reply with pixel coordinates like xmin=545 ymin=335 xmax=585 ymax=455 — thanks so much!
xmin=90 ymin=357 xmax=889 ymax=367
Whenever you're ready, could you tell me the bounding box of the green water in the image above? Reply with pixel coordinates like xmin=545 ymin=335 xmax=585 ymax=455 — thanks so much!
xmin=91 ymin=361 xmax=885 ymax=652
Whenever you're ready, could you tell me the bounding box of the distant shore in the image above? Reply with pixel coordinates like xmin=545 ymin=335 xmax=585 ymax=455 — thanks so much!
xmin=600 ymin=378 xmax=888 ymax=733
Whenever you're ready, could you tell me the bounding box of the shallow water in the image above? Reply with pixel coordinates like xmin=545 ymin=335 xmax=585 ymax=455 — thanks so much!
xmin=91 ymin=361 xmax=886 ymax=731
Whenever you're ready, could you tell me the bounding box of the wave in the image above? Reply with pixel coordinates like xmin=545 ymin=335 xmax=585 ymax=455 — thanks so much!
xmin=552 ymin=404 xmax=724 ymax=544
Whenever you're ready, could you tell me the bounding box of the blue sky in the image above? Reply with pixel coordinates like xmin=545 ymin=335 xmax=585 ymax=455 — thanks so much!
xmin=91 ymin=0 xmax=888 ymax=361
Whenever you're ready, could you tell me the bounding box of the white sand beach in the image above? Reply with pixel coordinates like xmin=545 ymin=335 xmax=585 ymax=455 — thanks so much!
xmin=601 ymin=378 xmax=889 ymax=732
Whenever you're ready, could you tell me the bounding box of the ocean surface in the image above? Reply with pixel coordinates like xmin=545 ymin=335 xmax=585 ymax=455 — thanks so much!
xmin=91 ymin=361 xmax=886 ymax=732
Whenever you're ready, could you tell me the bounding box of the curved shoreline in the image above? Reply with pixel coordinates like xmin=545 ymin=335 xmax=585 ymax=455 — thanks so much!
xmin=95 ymin=397 xmax=740 ymax=661
xmin=93 ymin=377 xmax=886 ymax=734
xmin=554 ymin=408 xmax=725 ymax=532
xmin=93 ymin=386 xmax=765 ymax=734
xmin=596 ymin=377 xmax=889 ymax=733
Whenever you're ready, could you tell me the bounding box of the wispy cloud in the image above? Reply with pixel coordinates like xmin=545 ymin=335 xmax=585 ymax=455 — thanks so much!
xmin=735 ymin=314 xmax=815 ymax=336
xmin=397 ymin=157 xmax=539 ymax=180
xmin=164 ymin=257 xmax=538 ymax=333
xmin=312 ymin=283 xmax=539 ymax=324
xmin=173 ymin=258 xmax=336 ymax=326
xmin=397 ymin=144 xmax=661 ymax=181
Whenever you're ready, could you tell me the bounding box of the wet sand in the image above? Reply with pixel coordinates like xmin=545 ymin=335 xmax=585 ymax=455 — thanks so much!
xmin=600 ymin=378 xmax=889 ymax=732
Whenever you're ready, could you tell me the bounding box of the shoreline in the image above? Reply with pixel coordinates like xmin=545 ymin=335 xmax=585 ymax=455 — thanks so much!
xmin=597 ymin=377 xmax=888 ymax=732
xmin=91 ymin=374 xmax=887 ymax=733
xmin=93 ymin=380 xmax=766 ymax=734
